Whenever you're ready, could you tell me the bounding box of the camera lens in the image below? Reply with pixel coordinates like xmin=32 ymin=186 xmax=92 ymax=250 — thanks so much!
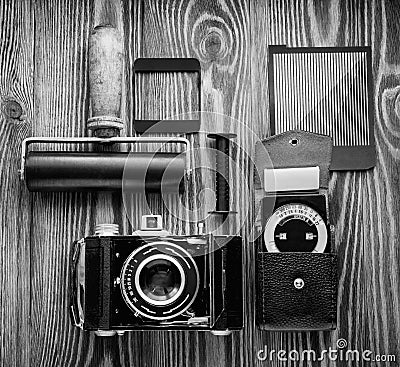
xmin=139 ymin=259 xmax=181 ymax=302
xmin=120 ymin=242 xmax=199 ymax=320
xmin=134 ymin=254 xmax=186 ymax=307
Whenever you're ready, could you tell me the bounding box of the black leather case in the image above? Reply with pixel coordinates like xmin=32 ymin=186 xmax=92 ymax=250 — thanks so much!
xmin=255 ymin=130 xmax=338 ymax=331
xmin=256 ymin=251 xmax=337 ymax=330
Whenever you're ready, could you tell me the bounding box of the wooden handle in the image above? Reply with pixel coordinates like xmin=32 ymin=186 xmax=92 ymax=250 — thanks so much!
xmin=87 ymin=25 xmax=123 ymax=137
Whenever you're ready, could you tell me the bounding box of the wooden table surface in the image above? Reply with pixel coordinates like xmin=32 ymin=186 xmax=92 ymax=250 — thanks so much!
xmin=1 ymin=0 xmax=400 ymax=366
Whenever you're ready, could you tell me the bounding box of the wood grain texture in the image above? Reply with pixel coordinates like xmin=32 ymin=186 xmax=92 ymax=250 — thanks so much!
xmin=0 ymin=1 xmax=33 ymax=366
xmin=251 ymin=1 xmax=400 ymax=366
xmin=0 ymin=0 xmax=399 ymax=366
xmin=30 ymin=1 xmax=93 ymax=366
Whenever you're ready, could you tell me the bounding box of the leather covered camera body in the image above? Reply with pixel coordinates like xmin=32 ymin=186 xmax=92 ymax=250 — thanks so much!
xmin=70 ymin=216 xmax=243 ymax=336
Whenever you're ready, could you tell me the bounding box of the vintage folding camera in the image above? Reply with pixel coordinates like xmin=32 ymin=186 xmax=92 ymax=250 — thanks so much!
xmin=255 ymin=130 xmax=338 ymax=331
xmin=70 ymin=215 xmax=243 ymax=336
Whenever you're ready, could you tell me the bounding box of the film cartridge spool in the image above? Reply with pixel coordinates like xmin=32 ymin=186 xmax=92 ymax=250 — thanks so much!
xmin=207 ymin=133 xmax=237 ymax=218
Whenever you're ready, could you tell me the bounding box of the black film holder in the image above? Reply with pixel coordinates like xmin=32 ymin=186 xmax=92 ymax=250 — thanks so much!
xmin=133 ymin=58 xmax=201 ymax=133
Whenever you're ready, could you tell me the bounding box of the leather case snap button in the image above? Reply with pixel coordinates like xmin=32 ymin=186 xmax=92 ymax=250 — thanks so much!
xmin=293 ymin=278 xmax=305 ymax=289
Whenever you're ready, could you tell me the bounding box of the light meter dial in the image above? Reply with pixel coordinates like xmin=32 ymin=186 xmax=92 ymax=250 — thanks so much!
xmin=264 ymin=203 xmax=328 ymax=253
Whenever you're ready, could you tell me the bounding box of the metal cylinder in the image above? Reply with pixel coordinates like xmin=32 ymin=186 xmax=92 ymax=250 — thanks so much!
xmin=25 ymin=151 xmax=185 ymax=192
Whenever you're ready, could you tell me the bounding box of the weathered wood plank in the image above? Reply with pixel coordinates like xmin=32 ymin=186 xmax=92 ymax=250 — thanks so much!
xmin=250 ymin=1 xmax=400 ymax=366
xmin=29 ymin=1 xmax=95 ymax=366
xmin=0 ymin=1 xmax=33 ymax=366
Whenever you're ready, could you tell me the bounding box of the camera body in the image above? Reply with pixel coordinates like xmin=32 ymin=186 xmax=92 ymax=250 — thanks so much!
xmin=70 ymin=216 xmax=243 ymax=336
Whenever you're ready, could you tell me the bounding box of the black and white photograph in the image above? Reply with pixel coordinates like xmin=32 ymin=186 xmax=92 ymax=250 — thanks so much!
xmin=0 ymin=0 xmax=399 ymax=366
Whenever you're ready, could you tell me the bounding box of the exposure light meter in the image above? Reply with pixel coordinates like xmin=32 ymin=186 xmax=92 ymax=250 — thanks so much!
xmin=264 ymin=202 xmax=328 ymax=253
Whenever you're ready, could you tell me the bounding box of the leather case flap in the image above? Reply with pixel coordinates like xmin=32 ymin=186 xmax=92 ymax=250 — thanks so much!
xmin=257 ymin=252 xmax=337 ymax=331
xmin=255 ymin=130 xmax=332 ymax=189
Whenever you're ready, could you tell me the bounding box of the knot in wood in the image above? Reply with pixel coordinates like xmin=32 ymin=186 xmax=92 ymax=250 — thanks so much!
xmin=2 ymin=99 xmax=23 ymax=119
xmin=199 ymin=27 xmax=229 ymax=62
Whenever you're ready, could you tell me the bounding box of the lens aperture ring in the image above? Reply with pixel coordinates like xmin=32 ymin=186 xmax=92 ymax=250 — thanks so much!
xmin=120 ymin=241 xmax=199 ymax=320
